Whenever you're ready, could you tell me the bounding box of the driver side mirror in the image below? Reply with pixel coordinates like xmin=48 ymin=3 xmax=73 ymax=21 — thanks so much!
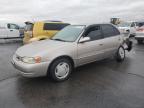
xmin=79 ymin=37 xmax=90 ymax=43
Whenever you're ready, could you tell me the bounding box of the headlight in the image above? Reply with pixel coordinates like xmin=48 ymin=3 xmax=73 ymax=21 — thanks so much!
xmin=22 ymin=56 xmax=41 ymax=64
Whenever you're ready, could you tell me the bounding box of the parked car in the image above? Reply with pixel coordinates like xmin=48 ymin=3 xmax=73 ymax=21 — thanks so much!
xmin=23 ymin=21 xmax=70 ymax=44
xmin=0 ymin=23 xmax=21 ymax=39
xmin=11 ymin=24 xmax=132 ymax=82
xmin=135 ymin=22 xmax=144 ymax=44
xmin=117 ymin=22 xmax=136 ymax=37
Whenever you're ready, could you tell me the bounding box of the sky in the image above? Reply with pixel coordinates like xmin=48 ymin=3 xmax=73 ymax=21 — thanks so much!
xmin=0 ymin=0 xmax=144 ymax=25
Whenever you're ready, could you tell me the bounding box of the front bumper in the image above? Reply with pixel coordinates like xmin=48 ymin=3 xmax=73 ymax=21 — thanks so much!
xmin=11 ymin=55 xmax=50 ymax=77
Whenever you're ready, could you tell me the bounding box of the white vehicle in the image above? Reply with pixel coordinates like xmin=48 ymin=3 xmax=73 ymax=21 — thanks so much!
xmin=135 ymin=22 xmax=144 ymax=44
xmin=0 ymin=23 xmax=21 ymax=39
xmin=118 ymin=22 xmax=136 ymax=38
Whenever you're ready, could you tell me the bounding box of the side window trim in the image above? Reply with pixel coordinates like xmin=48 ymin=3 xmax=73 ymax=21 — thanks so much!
xmin=100 ymin=25 xmax=105 ymax=39
xmin=99 ymin=25 xmax=105 ymax=39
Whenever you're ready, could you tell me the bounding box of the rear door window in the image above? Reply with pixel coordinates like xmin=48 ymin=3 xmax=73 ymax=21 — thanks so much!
xmin=43 ymin=23 xmax=70 ymax=30
xmin=101 ymin=24 xmax=120 ymax=38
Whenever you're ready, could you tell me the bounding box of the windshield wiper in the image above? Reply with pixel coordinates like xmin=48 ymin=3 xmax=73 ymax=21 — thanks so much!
xmin=51 ymin=38 xmax=66 ymax=42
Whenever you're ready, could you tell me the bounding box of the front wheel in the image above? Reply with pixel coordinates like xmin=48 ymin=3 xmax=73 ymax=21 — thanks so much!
xmin=115 ymin=46 xmax=125 ymax=62
xmin=49 ymin=58 xmax=72 ymax=82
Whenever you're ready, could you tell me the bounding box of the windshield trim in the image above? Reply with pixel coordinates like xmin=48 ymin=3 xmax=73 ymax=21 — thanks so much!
xmin=50 ymin=38 xmax=74 ymax=42
xmin=75 ymin=26 xmax=87 ymax=43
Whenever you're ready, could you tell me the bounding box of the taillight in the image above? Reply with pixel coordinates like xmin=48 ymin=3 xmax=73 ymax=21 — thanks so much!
xmin=136 ymin=28 xmax=144 ymax=32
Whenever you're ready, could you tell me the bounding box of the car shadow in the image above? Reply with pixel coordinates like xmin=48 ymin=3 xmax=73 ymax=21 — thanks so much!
xmin=15 ymin=57 xmax=133 ymax=107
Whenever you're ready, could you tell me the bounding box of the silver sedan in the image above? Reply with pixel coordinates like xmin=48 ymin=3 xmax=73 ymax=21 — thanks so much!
xmin=12 ymin=24 xmax=129 ymax=81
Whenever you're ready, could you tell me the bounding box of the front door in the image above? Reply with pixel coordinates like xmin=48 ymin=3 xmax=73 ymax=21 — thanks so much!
xmin=7 ymin=23 xmax=20 ymax=38
xmin=77 ymin=25 xmax=104 ymax=65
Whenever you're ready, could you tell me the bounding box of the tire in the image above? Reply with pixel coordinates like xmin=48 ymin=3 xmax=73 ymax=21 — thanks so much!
xmin=49 ymin=58 xmax=72 ymax=82
xmin=127 ymin=41 xmax=133 ymax=52
xmin=137 ymin=40 xmax=143 ymax=44
xmin=116 ymin=46 xmax=125 ymax=62
xmin=129 ymin=34 xmax=135 ymax=38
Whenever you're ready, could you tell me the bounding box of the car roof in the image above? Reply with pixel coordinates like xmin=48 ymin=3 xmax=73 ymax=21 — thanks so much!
xmin=31 ymin=21 xmax=70 ymax=24
xmin=43 ymin=20 xmax=70 ymax=24
xmin=71 ymin=23 xmax=116 ymax=27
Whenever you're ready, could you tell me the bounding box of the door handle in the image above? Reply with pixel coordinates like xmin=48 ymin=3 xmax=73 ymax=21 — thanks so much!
xmin=99 ymin=44 xmax=103 ymax=46
xmin=10 ymin=30 xmax=13 ymax=32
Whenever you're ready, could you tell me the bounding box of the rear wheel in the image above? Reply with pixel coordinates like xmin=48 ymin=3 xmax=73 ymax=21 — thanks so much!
xmin=116 ymin=46 xmax=125 ymax=62
xmin=137 ymin=40 xmax=143 ymax=44
xmin=49 ymin=58 xmax=72 ymax=82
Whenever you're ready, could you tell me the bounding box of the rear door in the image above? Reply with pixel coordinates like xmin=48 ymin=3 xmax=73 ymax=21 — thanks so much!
xmin=77 ymin=25 xmax=105 ymax=65
xmin=101 ymin=24 xmax=121 ymax=57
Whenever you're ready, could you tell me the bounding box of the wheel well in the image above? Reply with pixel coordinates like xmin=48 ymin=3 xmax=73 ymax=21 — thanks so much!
xmin=47 ymin=56 xmax=74 ymax=76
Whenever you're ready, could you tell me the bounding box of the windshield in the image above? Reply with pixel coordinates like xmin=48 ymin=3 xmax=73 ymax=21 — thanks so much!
xmin=51 ymin=25 xmax=85 ymax=42
xmin=118 ymin=23 xmax=131 ymax=27
xmin=25 ymin=24 xmax=33 ymax=31
xmin=136 ymin=22 xmax=144 ymax=27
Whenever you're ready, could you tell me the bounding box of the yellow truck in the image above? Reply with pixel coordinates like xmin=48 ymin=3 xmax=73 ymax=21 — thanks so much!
xmin=110 ymin=18 xmax=121 ymax=25
xmin=23 ymin=21 xmax=70 ymax=44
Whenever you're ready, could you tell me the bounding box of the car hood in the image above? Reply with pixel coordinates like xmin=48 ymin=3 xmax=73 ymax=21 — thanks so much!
xmin=16 ymin=39 xmax=71 ymax=57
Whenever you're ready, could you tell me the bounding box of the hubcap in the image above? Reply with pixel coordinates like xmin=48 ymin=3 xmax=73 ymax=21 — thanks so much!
xmin=119 ymin=47 xmax=125 ymax=59
xmin=55 ymin=62 xmax=70 ymax=79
